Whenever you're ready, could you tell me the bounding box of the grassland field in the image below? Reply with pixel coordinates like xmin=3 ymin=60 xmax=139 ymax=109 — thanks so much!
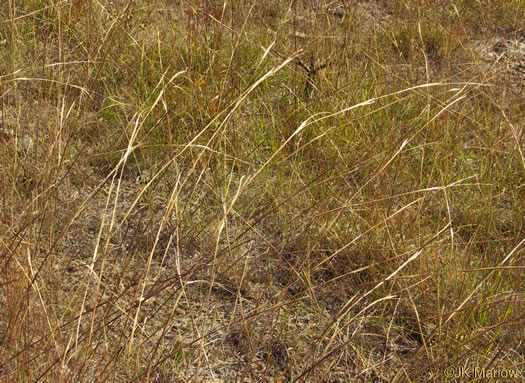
xmin=0 ymin=0 xmax=524 ymax=382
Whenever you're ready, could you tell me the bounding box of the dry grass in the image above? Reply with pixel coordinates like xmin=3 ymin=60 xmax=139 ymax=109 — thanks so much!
xmin=0 ymin=0 xmax=524 ymax=382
